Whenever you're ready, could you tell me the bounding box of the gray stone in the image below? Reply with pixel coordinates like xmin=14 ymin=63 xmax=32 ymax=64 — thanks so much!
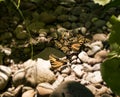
xmin=50 ymin=81 xmax=94 ymax=97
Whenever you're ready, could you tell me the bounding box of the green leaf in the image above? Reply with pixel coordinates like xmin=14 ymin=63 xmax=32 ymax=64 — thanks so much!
xmin=109 ymin=15 xmax=120 ymax=45
xmin=0 ymin=0 xmax=4 ymax=2
xmin=93 ymin=0 xmax=111 ymax=6
xmin=104 ymin=0 xmax=120 ymax=10
xmin=101 ymin=57 xmax=120 ymax=96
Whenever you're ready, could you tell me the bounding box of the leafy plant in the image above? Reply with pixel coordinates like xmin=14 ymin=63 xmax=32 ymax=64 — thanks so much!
xmin=101 ymin=15 xmax=120 ymax=96
xmin=0 ymin=0 xmax=4 ymax=2
xmin=93 ymin=0 xmax=120 ymax=96
xmin=101 ymin=57 xmax=120 ymax=95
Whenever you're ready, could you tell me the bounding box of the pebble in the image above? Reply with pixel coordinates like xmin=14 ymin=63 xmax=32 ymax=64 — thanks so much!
xmin=87 ymin=45 xmax=102 ymax=56
xmin=36 ymin=58 xmax=51 ymax=69
xmin=78 ymin=49 xmax=108 ymax=65
xmin=90 ymin=41 xmax=103 ymax=48
xmin=82 ymin=63 xmax=92 ymax=71
xmin=0 ymin=65 xmax=12 ymax=90
xmin=76 ymin=58 xmax=81 ymax=63
xmin=64 ymin=73 xmax=77 ymax=81
xmin=94 ymin=50 xmax=108 ymax=60
xmin=85 ymin=71 xmax=102 ymax=84
xmin=13 ymin=59 xmax=56 ymax=87
xmin=80 ymin=78 xmax=90 ymax=85
xmin=92 ymin=63 xmax=100 ymax=71
xmin=12 ymin=69 xmax=25 ymax=87
xmin=36 ymin=83 xmax=53 ymax=96
xmin=78 ymin=51 xmax=90 ymax=63
xmin=0 ymin=0 xmax=114 ymax=96
xmin=80 ymin=27 xmax=87 ymax=35
xmin=71 ymin=55 xmax=77 ymax=60
xmin=93 ymin=33 xmax=108 ymax=41
xmin=71 ymin=65 xmax=84 ymax=77
xmin=71 ymin=59 xmax=77 ymax=64
xmin=22 ymin=89 xmax=35 ymax=97
xmin=52 ymin=75 xmax=64 ymax=89
xmin=87 ymin=41 xmax=103 ymax=56
xmin=61 ymin=66 xmax=71 ymax=74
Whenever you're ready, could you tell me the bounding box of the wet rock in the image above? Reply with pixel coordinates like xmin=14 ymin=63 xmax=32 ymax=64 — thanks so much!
xmin=68 ymin=15 xmax=78 ymax=22
xmin=71 ymin=6 xmax=82 ymax=16
xmin=62 ymin=21 xmax=72 ymax=29
xmin=0 ymin=32 xmax=12 ymax=41
xmin=0 ymin=65 xmax=11 ymax=90
xmin=16 ymin=30 xmax=29 ymax=40
xmin=39 ymin=12 xmax=56 ymax=24
xmin=28 ymin=22 xmax=45 ymax=33
xmin=57 ymin=15 xmax=69 ymax=22
xmin=54 ymin=6 xmax=69 ymax=15
xmin=33 ymin=47 xmax=66 ymax=60
xmin=93 ymin=19 xmax=106 ymax=28
xmin=50 ymin=81 xmax=94 ymax=97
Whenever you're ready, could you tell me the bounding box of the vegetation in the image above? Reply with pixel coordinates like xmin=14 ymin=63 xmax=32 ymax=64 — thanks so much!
xmin=93 ymin=0 xmax=120 ymax=96
xmin=0 ymin=0 xmax=120 ymax=96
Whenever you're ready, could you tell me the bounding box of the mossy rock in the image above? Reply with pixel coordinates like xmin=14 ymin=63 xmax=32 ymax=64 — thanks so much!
xmin=28 ymin=22 xmax=45 ymax=33
xmin=33 ymin=47 xmax=66 ymax=60
xmin=39 ymin=12 xmax=56 ymax=24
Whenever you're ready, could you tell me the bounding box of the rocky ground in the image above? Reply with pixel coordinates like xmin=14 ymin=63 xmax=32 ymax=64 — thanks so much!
xmin=0 ymin=0 xmax=120 ymax=97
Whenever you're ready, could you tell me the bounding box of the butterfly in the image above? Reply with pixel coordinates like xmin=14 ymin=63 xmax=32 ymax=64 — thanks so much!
xmin=49 ymin=54 xmax=68 ymax=70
